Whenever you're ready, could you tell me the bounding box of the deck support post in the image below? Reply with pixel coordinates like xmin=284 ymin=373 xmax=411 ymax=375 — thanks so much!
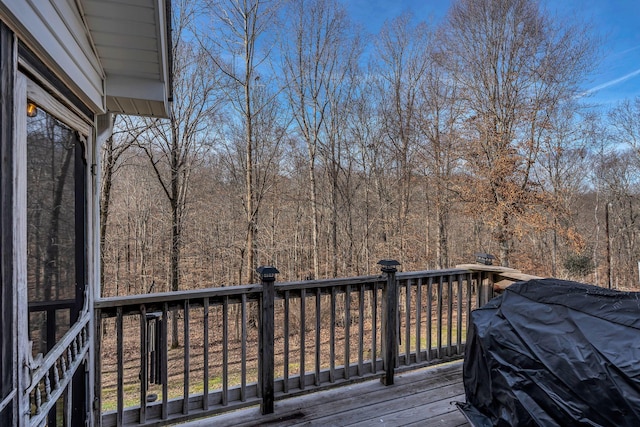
xmin=479 ymin=271 xmax=494 ymax=307
xmin=379 ymin=260 xmax=400 ymax=386
xmin=257 ymin=266 xmax=278 ymax=415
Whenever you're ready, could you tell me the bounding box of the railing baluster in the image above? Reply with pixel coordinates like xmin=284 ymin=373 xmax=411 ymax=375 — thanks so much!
xmin=203 ymin=298 xmax=209 ymax=411
xmin=183 ymin=300 xmax=190 ymax=415
xmin=140 ymin=304 xmax=148 ymax=423
xmin=67 ymin=346 xmax=73 ymax=378
xmin=330 ymin=286 xmax=336 ymax=383
xmin=457 ymin=274 xmax=463 ymax=354
xmin=487 ymin=271 xmax=495 ymax=303
xmin=116 ymin=306 xmax=124 ymax=427
xmin=241 ymin=293 xmax=247 ymax=401
xmin=61 ymin=349 xmax=67 ymax=379
xmin=447 ymin=276 xmax=453 ymax=356
xmin=71 ymin=336 xmax=77 ymax=361
xmin=222 ymin=296 xmax=229 ymax=405
xmin=44 ymin=372 xmax=51 ymax=403
xmin=315 ymin=288 xmax=321 ymax=386
xmin=372 ymin=282 xmax=378 ymax=372
xmin=405 ymin=279 xmax=411 ymax=365
xmin=478 ymin=272 xmax=487 ymax=307
xmin=426 ymin=276 xmax=432 ymax=362
xmin=93 ymin=314 xmax=101 ymax=426
xmin=82 ymin=326 xmax=87 ymax=349
xmin=299 ymin=289 xmax=306 ymax=391
xmin=416 ymin=278 xmax=422 ymax=363
xmin=283 ymin=290 xmax=290 ymax=394
xmin=466 ymin=273 xmax=473 ymax=345
xmin=53 ymin=359 xmax=60 ymax=389
xmin=437 ymin=275 xmax=443 ymax=359
xmin=358 ymin=284 xmax=364 ymax=377
xmin=344 ymin=285 xmax=351 ymax=380
xmin=162 ymin=303 xmax=169 ymax=420
xmin=34 ymin=386 xmax=41 ymax=415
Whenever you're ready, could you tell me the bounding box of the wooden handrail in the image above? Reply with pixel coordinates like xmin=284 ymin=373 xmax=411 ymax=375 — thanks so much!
xmin=96 ymin=283 xmax=263 ymax=312
xmin=456 ymin=264 xmax=542 ymax=291
xmin=27 ymin=311 xmax=91 ymax=426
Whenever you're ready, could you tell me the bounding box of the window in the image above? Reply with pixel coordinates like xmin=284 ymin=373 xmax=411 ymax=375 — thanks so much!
xmin=25 ymin=86 xmax=88 ymax=357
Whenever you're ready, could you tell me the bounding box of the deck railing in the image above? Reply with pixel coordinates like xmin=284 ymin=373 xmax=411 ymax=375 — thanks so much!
xmin=94 ymin=264 xmax=499 ymax=426
xmin=26 ymin=306 xmax=91 ymax=426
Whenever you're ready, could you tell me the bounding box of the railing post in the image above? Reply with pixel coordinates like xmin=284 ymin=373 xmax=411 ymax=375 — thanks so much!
xmin=474 ymin=253 xmax=496 ymax=307
xmin=94 ymin=309 xmax=102 ymax=427
xmin=479 ymin=271 xmax=494 ymax=307
xmin=257 ymin=266 xmax=278 ymax=415
xmin=378 ymin=259 xmax=400 ymax=386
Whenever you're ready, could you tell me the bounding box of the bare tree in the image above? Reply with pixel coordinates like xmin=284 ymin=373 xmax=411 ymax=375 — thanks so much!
xmin=279 ymin=0 xmax=362 ymax=278
xmin=200 ymin=0 xmax=281 ymax=283
xmin=215 ymin=83 xmax=288 ymax=281
xmin=609 ymin=97 xmax=640 ymax=157
xmin=592 ymin=150 xmax=640 ymax=288
xmin=531 ymin=105 xmax=592 ymax=275
xmin=417 ymin=39 xmax=465 ymax=269
xmin=606 ymin=97 xmax=640 ymax=287
xmin=442 ymin=0 xmax=597 ymax=266
xmin=128 ymin=1 xmax=221 ymax=346
xmin=99 ymin=119 xmax=151 ymax=290
xmin=98 ymin=0 xmax=636 ymax=295
xmin=347 ymin=75 xmax=385 ymax=274
xmin=370 ymin=12 xmax=431 ymax=266
xmin=318 ymin=15 xmax=362 ymax=277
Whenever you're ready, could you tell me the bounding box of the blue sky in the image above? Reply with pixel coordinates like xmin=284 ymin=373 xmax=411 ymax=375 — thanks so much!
xmin=342 ymin=0 xmax=640 ymax=108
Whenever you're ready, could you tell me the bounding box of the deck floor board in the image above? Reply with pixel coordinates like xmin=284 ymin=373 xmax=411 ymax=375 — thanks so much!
xmin=175 ymin=361 xmax=468 ymax=427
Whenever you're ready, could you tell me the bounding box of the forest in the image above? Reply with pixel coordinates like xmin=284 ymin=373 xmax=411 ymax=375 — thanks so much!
xmin=100 ymin=0 xmax=640 ymax=297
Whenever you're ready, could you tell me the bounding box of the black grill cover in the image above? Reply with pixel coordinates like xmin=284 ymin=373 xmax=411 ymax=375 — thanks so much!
xmin=459 ymin=278 xmax=640 ymax=426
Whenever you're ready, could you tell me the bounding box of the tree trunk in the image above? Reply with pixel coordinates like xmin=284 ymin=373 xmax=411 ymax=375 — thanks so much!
xmin=309 ymin=157 xmax=319 ymax=279
xmin=171 ymin=127 xmax=181 ymax=348
xmin=498 ymin=212 xmax=511 ymax=267
xmin=330 ymin=166 xmax=338 ymax=277
xmin=245 ymin=76 xmax=255 ymax=284
xmin=436 ymin=204 xmax=448 ymax=269
xmin=100 ymin=136 xmax=114 ymax=293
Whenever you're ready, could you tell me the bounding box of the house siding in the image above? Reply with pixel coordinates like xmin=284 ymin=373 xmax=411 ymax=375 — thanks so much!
xmin=0 ymin=0 xmax=105 ymax=114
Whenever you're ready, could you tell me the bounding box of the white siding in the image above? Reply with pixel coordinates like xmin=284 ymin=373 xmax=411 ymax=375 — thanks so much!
xmin=0 ymin=0 xmax=170 ymax=118
xmin=82 ymin=0 xmax=170 ymax=117
xmin=0 ymin=0 xmax=105 ymax=113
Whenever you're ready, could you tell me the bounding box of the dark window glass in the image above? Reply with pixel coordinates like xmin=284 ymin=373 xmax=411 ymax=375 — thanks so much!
xmin=26 ymin=105 xmax=84 ymax=355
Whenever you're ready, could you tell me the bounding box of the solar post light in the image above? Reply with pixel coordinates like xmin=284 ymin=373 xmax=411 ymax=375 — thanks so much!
xmin=475 ymin=253 xmax=496 ymax=266
xmin=256 ymin=265 xmax=279 ymax=282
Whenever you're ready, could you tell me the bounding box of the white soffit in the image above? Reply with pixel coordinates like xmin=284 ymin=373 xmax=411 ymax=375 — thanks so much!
xmin=81 ymin=0 xmax=171 ymax=118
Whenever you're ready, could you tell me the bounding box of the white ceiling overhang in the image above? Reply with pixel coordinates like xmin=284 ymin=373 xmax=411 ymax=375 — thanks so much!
xmin=80 ymin=0 xmax=172 ymax=118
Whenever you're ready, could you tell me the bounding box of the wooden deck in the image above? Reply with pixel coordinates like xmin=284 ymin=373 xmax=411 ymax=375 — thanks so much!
xmin=174 ymin=361 xmax=468 ymax=427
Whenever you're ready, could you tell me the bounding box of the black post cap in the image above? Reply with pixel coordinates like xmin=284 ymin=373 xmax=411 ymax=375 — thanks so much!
xmin=377 ymin=259 xmax=400 ymax=273
xmin=474 ymin=253 xmax=495 ymax=265
xmin=256 ymin=266 xmax=280 ymax=280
